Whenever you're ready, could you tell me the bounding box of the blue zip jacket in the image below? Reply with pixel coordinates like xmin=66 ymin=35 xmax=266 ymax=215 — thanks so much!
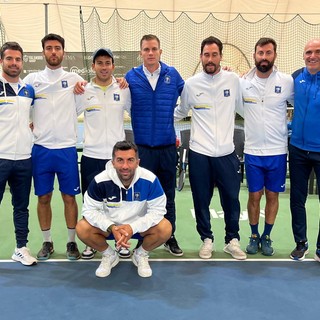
xmin=126 ymin=61 xmax=184 ymax=147
xmin=291 ymin=67 xmax=320 ymax=151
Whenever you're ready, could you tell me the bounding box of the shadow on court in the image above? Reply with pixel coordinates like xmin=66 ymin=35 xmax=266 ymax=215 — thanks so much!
xmin=0 ymin=260 xmax=319 ymax=320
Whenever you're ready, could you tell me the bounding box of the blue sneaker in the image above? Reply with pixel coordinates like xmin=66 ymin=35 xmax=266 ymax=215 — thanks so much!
xmin=290 ymin=241 xmax=309 ymax=261
xmin=260 ymin=235 xmax=274 ymax=256
xmin=314 ymin=248 xmax=320 ymax=262
xmin=246 ymin=235 xmax=260 ymax=254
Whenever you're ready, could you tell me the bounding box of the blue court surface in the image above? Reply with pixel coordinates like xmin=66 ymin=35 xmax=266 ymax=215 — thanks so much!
xmin=0 ymin=259 xmax=319 ymax=320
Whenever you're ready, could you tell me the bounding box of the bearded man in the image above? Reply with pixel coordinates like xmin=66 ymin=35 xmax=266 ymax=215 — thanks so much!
xmin=240 ymin=37 xmax=294 ymax=256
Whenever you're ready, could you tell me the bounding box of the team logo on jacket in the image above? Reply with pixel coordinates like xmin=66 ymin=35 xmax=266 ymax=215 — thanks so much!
xmin=134 ymin=192 xmax=141 ymax=201
xmin=22 ymin=88 xmax=33 ymax=97
xmin=275 ymin=86 xmax=281 ymax=94
xmin=164 ymin=76 xmax=171 ymax=84
xmin=114 ymin=94 xmax=120 ymax=101
xmin=61 ymin=80 xmax=68 ymax=88
xmin=224 ymin=89 xmax=230 ymax=97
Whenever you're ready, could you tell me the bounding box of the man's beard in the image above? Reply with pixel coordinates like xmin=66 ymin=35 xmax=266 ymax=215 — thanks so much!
xmin=203 ymin=63 xmax=218 ymax=75
xmin=256 ymin=60 xmax=274 ymax=73
xmin=46 ymin=56 xmax=63 ymax=67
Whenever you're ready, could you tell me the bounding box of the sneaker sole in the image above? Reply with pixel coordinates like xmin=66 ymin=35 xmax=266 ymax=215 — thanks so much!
xmin=11 ymin=254 xmax=37 ymax=266
xmin=163 ymin=244 xmax=184 ymax=257
xmin=223 ymin=248 xmax=247 ymax=260
xmin=67 ymin=254 xmax=81 ymax=261
xmin=290 ymin=249 xmax=309 ymax=261
xmin=96 ymin=255 xmax=120 ymax=278
xmin=199 ymin=252 xmax=212 ymax=259
xmin=118 ymin=253 xmax=131 ymax=259
xmin=81 ymin=254 xmax=95 ymax=260
xmin=245 ymin=249 xmax=259 ymax=255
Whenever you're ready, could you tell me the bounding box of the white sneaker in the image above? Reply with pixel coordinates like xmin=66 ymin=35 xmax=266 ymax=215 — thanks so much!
xmin=199 ymin=238 xmax=214 ymax=259
xmin=95 ymin=251 xmax=119 ymax=278
xmin=224 ymin=238 xmax=247 ymax=260
xmin=12 ymin=247 xmax=37 ymax=266
xmin=132 ymin=251 xmax=152 ymax=277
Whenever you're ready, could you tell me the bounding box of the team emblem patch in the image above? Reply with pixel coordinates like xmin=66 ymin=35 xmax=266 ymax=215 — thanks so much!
xmin=61 ymin=80 xmax=68 ymax=88
xmin=275 ymin=86 xmax=281 ymax=94
xmin=134 ymin=192 xmax=141 ymax=201
xmin=224 ymin=89 xmax=230 ymax=97
xmin=114 ymin=94 xmax=120 ymax=101
xmin=164 ymin=76 xmax=171 ymax=84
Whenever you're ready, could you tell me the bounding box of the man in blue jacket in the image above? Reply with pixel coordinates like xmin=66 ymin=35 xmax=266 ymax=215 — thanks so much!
xmin=126 ymin=34 xmax=184 ymax=256
xmin=289 ymin=38 xmax=320 ymax=262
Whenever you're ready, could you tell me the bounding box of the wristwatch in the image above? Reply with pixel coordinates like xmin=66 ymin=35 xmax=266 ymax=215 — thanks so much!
xmin=107 ymin=224 xmax=115 ymax=233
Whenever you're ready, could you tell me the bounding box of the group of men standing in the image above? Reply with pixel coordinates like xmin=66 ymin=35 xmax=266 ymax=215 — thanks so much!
xmin=0 ymin=32 xmax=319 ymax=278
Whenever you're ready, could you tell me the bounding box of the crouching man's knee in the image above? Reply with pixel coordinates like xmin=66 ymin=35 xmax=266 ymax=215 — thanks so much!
xmin=76 ymin=218 xmax=91 ymax=241
xmin=156 ymin=218 xmax=172 ymax=243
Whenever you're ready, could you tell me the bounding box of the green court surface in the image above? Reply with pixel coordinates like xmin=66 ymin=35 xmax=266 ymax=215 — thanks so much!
xmin=0 ymin=179 xmax=319 ymax=260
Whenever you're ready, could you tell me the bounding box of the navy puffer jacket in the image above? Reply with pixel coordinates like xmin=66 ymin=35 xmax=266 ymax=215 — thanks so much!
xmin=126 ymin=62 xmax=184 ymax=147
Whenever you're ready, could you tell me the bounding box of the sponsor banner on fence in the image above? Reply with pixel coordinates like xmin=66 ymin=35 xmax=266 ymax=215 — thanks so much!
xmin=22 ymin=51 xmax=140 ymax=79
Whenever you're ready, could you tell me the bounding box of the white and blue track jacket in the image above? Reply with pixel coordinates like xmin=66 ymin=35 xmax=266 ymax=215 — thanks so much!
xmin=174 ymin=70 xmax=242 ymax=157
xmin=80 ymin=77 xmax=131 ymax=159
xmin=82 ymin=161 xmax=167 ymax=234
xmin=24 ymin=66 xmax=83 ymax=149
xmin=240 ymin=67 xmax=294 ymax=156
xmin=0 ymin=76 xmax=35 ymax=160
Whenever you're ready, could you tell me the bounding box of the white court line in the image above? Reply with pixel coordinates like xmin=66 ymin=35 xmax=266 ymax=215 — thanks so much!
xmin=0 ymin=258 xmax=317 ymax=263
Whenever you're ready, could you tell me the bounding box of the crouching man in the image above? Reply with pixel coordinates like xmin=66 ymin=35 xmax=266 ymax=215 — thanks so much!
xmin=76 ymin=141 xmax=172 ymax=278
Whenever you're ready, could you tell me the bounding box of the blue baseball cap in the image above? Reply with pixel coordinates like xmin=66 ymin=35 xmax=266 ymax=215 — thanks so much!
xmin=92 ymin=48 xmax=114 ymax=63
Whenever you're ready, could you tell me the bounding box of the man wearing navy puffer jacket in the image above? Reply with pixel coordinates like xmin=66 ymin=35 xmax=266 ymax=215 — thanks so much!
xmin=126 ymin=34 xmax=184 ymax=256
xmin=289 ymin=38 xmax=320 ymax=262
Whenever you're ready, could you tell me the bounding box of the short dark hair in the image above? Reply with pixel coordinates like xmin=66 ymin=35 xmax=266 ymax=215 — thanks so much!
xmin=112 ymin=141 xmax=139 ymax=159
xmin=254 ymin=37 xmax=277 ymax=53
xmin=41 ymin=33 xmax=65 ymax=50
xmin=0 ymin=41 xmax=23 ymax=59
xmin=140 ymin=34 xmax=160 ymax=49
xmin=201 ymin=36 xmax=223 ymax=55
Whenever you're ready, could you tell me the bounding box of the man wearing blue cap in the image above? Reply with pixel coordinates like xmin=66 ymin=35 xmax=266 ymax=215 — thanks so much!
xmin=78 ymin=48 xmax=131 ymax=259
